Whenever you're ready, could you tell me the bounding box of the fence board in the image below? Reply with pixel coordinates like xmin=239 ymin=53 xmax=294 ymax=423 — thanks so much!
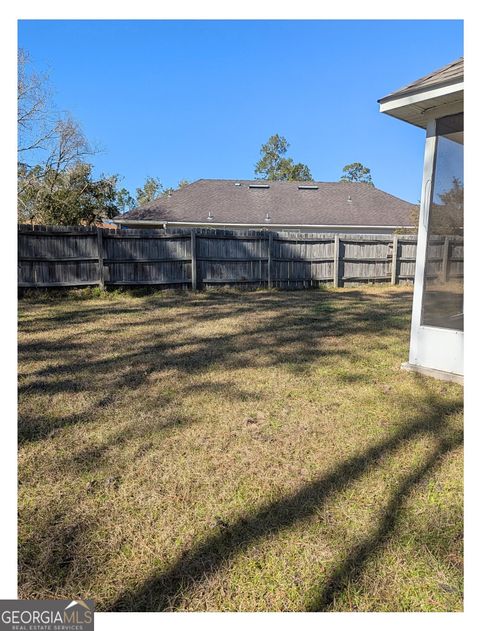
xmin=18 ymin=224 xmax=463 ymax=291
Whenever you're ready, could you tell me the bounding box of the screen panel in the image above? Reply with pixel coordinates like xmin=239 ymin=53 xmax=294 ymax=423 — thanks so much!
xmin=421 ymin=113 xmax=464 ymax=331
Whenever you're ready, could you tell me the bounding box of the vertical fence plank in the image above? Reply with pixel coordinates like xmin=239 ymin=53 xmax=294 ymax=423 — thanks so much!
xmin=268 ymin=232 xmax=273 ymax=289
xmin=390 ymin=234 xmax=399 ymax=285
xmin=442 ymin=236 xmax=450 ymax=283
xmin=97 ymin=228 xmax=105 ymax=289
xmin=191 ymin=231 xmax=197 ymax=290
xmin=333 ymin=234 xmax=340 ymax=288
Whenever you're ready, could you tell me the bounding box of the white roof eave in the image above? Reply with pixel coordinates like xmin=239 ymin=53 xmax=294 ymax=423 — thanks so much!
xmin=379 ymin=81 xmax=464 ymax=127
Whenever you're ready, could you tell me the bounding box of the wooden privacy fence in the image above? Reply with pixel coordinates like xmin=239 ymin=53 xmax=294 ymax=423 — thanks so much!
xmin=18 ymin=224 xmax=463 ymax=290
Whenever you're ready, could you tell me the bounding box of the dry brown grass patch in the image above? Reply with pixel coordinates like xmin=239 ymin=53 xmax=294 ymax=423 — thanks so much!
xmin=18 ymin=286 xmax=463 ymax=611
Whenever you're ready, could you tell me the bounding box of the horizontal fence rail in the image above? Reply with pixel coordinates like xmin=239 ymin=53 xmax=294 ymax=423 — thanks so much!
xmin=18 ymin=224 xmax=464 ymax=290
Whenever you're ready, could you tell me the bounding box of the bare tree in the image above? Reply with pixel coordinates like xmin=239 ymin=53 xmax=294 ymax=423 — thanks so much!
xmin=17 ymin=49 xmax=55 ymax=157
xmin=18 ymin=51 xmax=95 ymax=172
xmin=44 ymin=117 xmax=94 ymax=189
xmin=18 ymin=49 xmax=100 ymax=223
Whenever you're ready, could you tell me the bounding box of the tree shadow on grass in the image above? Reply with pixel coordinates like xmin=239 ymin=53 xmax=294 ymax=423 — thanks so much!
xmin=107 ymin=387 xmax=462 ymax=611
xmin=18 ymin=374 xmax=262 ymax=444
xmin=18 ymin=289 xmax=463 ymax=609
xmin=18 ymin=290 xmax=414 ymax=444
xmin=306 ymin=430 xmax=463 ymax=611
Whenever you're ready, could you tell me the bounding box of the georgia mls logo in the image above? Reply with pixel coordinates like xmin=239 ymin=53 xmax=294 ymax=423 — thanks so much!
xmin=0 ymin=598 xmax=94 ymax=630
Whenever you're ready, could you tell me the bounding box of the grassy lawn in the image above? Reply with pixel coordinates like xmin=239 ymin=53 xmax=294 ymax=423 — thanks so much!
xmin=18 ymin=285 xmax=463 ymax=612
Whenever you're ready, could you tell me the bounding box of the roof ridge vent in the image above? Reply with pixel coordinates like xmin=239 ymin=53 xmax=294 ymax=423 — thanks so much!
xmin=298 ymin=185 xmax=318 ymax=190
xmin=249 ymin=184 xmax=270 ymax=189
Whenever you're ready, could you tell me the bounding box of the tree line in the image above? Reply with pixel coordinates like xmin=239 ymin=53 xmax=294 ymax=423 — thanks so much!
xmin=18 ymin=49 xmax=374 ymax=226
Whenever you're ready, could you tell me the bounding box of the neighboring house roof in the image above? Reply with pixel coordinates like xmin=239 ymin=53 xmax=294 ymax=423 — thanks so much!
xmin=379 ymin=57 xmax=464 ymax=104
xmin=115 ymin=179 xmax=416 ymax=228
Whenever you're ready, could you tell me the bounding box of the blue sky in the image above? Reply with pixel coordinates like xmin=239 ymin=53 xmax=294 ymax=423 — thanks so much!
xmin=18 ymin=20 xmax=463 ymax=203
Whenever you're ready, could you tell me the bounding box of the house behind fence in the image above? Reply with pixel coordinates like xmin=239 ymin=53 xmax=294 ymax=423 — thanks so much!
xmin=114 ymin=179 xmax=418 ymax=234
xmin=18 ymin=224 xmax=462 ymax=291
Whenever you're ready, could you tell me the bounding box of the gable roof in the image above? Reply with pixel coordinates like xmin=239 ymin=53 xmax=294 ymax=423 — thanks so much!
xmin=379 ymin=57 xmax=464 ymax=104
xmin=116 ymin=179 xmax=416 ymax=228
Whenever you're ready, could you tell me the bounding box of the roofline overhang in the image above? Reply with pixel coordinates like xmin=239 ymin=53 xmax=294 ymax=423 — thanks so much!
xmin=113 ymin=218 xmax=416 ymax=230
xmin=378 ymin=79 xmax=463 ymax=109
xmin=379 ymin=80 xmax=464 ymax=128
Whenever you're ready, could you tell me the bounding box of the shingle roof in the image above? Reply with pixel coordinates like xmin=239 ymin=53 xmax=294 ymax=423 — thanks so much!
xmin=379 ymin=58 xmax=463 ymax=103
xmin=118 ymin=179 xmax=416 ymax=228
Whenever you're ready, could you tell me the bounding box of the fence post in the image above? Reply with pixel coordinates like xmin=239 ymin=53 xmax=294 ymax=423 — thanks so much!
xmin=267 ymin=232 xmax=273 ymax=289
xmin=333 ymin=234 xmax=340 ymax=288
xmin=391 ymin=234 xmax=399 ymax=285
xmin=97 ymin=228 xmax=105 ymax=289
xmin=442 ymin=236 xmax=450 ymax=283
xmin=191 ymin=230 xmax=197 ymax=291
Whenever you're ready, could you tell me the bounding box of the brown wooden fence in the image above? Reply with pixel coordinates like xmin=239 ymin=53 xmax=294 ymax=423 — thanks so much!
xmin=17 ymin=224 xmax=463 ymax=290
